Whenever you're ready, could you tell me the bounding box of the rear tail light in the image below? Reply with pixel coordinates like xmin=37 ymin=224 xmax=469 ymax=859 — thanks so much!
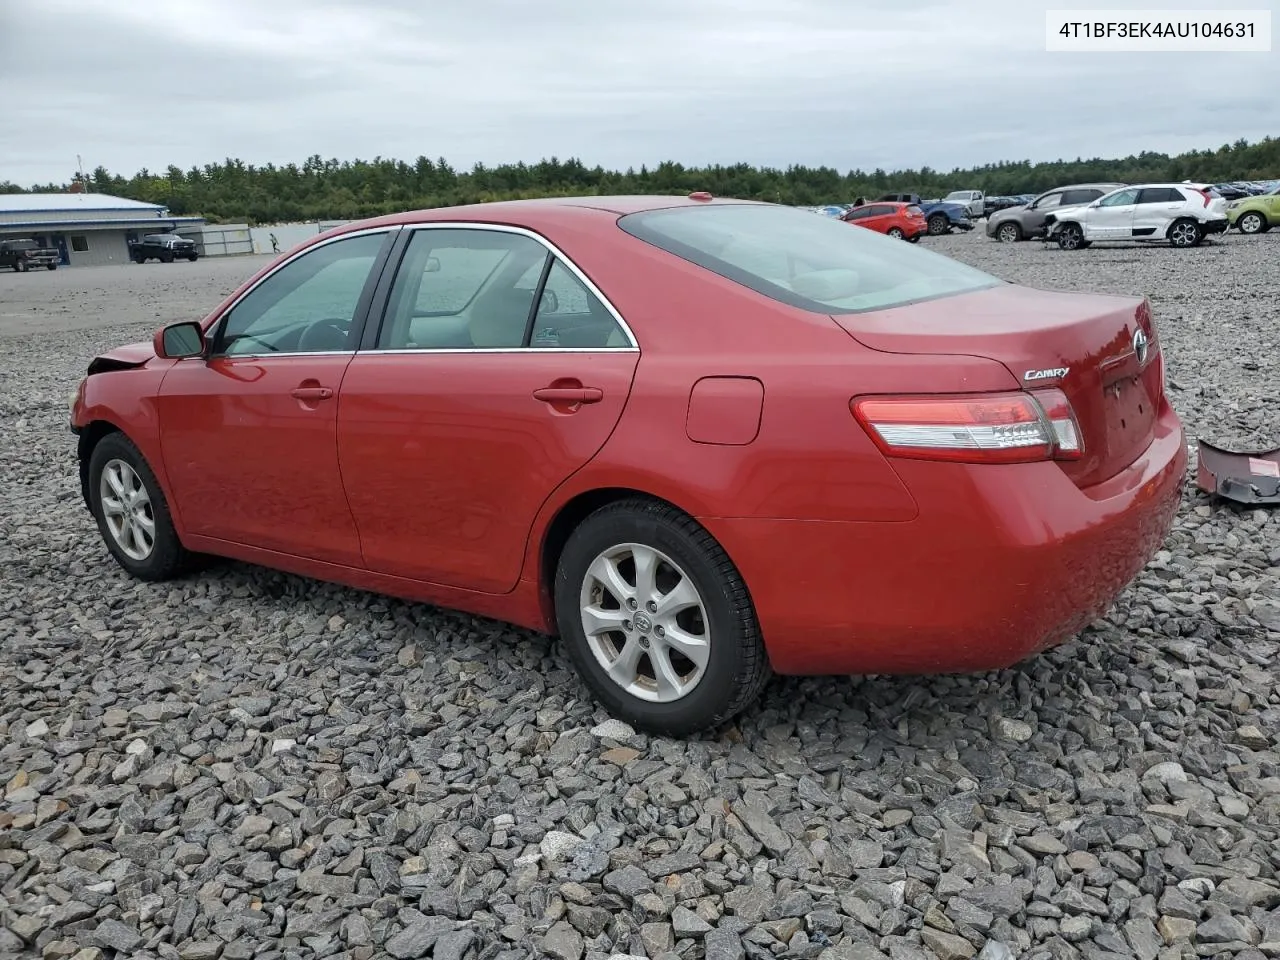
xmin=1193 ymin=188 xmax=1212 ymax=207
xmin=851 ymin=389 xmax=1083 ymax=464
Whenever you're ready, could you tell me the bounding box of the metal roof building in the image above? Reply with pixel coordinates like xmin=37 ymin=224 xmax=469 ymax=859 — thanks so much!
xmin=0 ymin=193 xmax=205 ymax=267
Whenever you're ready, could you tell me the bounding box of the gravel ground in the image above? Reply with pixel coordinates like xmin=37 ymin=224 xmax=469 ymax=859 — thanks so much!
xmin=2 ymin=229 xmax=1279 ymax=960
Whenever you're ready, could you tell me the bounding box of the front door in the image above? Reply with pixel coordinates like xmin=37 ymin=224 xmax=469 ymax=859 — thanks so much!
xmin=1086 ymin=188 xmax=1139 ymax=239
xmin=157 ymin=229 xmax=394 ymax=564
xmin=337 ymin=226 xmax=640 ymax=593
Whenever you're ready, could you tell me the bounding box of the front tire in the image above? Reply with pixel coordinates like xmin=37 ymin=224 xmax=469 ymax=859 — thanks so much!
xmin=927 ymin=213 xmax=949 ymax=236
xmin=47 ymin=263 xmax=57 ymax=270
xmin=161 ymin=251 xmax=175 ymax=263
xmin=89 ymin=433 xmax=194 ymax=581
xmin=554 ymin=499 xmax=770 ymax=736
xmin=1168 ymin=218 xmax=1203 ymax=248
xmin=1056 ymin=224 xmax=1086 ymax=250
xmin=997 ymin=222 xmax=1022 ymax=243
xmin=1238 ymin=212 xmax=1266 ymax=235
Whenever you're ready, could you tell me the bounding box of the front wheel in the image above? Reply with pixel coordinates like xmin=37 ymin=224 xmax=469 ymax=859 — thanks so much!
xmin=1056 ymin=224 xmax=1086 ymax=250
xmin=89 ymin=433 xmax=195 ymax=581
xmin=997 ymin=222 xmax=1021 ymax=243
xmin=554 ymin=499 xmax=770 ymax=736
xmin=1238 ymin=212 xmax=1266 ymax=235
xmin=46 ymin=263 xmax=57 ymax=270
xmin=187 ymin=254 xmax=199 ymax=262
xmin=927 ymin=213 xmax=949 ymax=236
xmin=161 ymin=252 xmax=175 ymax=263
xmin=1168 ymin=219 xmax=1203 ymax=248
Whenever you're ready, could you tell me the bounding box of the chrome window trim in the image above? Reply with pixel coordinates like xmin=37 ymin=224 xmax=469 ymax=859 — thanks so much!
xmin=368 ymin=221 xmax=640 ymax=353
xmin=178 ymin=350 xmax=357 ymax=362
xmin=201 ymin=225 xmax=396 ymax=339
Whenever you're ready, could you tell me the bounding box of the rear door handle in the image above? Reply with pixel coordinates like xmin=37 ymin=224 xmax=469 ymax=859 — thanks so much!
xmin=291 ymin=386 xmax=334 ymax=401
xmin=533 ymin=386 xmax=603 ymax=404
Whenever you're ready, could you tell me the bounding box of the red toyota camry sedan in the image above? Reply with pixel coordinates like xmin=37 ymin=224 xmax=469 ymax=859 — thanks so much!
xmin=71 ymin=195 xmax=1185 ymax=735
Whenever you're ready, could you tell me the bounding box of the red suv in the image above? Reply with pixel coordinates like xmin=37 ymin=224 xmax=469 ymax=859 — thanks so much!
xmin=842 ymin=201 xmax=927 ymax=241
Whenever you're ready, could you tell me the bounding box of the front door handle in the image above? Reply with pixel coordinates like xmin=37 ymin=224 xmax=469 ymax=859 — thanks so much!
xmin=533 ymin=386 xmax=603 ymax=404
xmin=291 ymin=385 xmax=334 ymax=401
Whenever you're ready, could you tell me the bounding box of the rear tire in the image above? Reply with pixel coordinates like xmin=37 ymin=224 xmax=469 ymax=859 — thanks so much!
xmin=927 ymin=213 xmax=949 ymax=236
xmin=1168 ymin=218 xmax=1203 ymax=248
xmin=89 ymin=433 xmax=195 ymax=582
xmin=15 ymin=260 xmax=27 ymax=273
xmin=887 ymin=227 xmax=905 ymax=239
xmin=554 ymin=498 xmax=770 ymax=736
xmin=907 ymin=235 xmax=920 ymax=243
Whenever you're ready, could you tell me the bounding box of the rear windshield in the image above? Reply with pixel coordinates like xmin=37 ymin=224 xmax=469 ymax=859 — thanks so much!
xmin=617 ymin=204 xmax=1001 ymax=314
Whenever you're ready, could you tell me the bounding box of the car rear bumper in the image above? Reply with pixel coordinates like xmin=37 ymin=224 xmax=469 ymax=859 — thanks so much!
xmin=701 ymin=399 xmax=1186 ymax=676
xmin=1202 ymin=218 xmax=1229 ymax=234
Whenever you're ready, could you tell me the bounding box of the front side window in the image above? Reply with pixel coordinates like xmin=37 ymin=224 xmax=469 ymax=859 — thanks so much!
xmin=620 ymin=203 xmax=1001 ymax=315
xmin=214 ymin=231 xmax=386 ymax=356
xmin=1098 ymin=188 xmax=1140 ymax=207
xmin=1059 ymin=189 xmax=1101 ymax=205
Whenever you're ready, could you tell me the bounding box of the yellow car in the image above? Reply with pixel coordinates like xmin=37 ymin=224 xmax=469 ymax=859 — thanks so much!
xmin=1227 ymin=183 xmax=1280 ymax=234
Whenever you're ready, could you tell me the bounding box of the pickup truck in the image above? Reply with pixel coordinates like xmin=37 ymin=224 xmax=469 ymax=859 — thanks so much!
xmin=0 ymin=238 xmax=59 ymax=272
xmin=940 ymin=190 xmax=986 ymax=219
xmin=129 ymin=233 xmax=199 ymax=263
xmin=875 ymin=194 xmax=974 ymax=235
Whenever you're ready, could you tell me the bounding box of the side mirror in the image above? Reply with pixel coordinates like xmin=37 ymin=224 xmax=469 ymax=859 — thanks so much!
xmin=154 ymin=321 xmax=205 ymax=359
xmin=424 ymin=256 xmax=441 ymax=273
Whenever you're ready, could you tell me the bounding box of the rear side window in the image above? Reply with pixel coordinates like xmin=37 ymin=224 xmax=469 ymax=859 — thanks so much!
xmin=1137 ymin=187 xmax=1182 ymax=204
xmin=619 ymin=204 xmax=1001 ymax=315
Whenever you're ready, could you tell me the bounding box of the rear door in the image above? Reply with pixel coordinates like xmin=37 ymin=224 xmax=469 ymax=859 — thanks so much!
xmin=336 ymin=225 xmax=640 ymax=593
xmin=1085 ymin=188 xmax=1139 ymax=239
xmin=1132 ymin=187 xmax=1185 ymax=238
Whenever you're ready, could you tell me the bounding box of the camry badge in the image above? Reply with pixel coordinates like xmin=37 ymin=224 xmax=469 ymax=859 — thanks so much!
xmin=1024 ymin=367 xmax=1069 ymax=381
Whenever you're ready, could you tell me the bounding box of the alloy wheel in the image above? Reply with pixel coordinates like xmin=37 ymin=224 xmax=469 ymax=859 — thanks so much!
xmin=579 ymin=542 xmax=711 ymax=703
xmin=99 ymin=458 xmax=156 ymax=561
xmin=1240 ymin=213 xmax=1264 ymax=234
xmin=1170 ymin=221 xmax=1200 ymax=248
xmin=998 ymin=223 xmax=1020 ymax=243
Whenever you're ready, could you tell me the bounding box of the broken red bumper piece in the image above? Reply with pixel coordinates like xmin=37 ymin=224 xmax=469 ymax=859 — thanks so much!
xmin=1196 ymin=440 xmax=1280 ymax=505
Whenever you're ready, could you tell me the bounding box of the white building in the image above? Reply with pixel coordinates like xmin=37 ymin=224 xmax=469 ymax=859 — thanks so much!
xmin=0 ymin=193 xmax=205 ymax=267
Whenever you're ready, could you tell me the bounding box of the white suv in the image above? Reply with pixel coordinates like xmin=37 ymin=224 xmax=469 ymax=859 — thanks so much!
xmin=1044 ymin=183 xmax=1229 ymax=250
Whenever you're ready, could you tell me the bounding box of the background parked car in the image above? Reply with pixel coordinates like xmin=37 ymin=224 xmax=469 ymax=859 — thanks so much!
xmin=129 ymin=234 xmax=199 ymax=263
xmin=876 ymin=194 xmax=973 ymax=235
xmin=941 ymin=190 xmax=985 ymax=218
xmin=985 ymin=183 xmax=1127 ymax=242
xmin=841 ymin=201 xmax=927 ymax=240
xmin=1045 ymin=183 xmax=1229 ymax=250
xmin=0 ymin=238 xmax=59 ymax=272
xmin=1227 ymin=181 xmax=1280 ymax=234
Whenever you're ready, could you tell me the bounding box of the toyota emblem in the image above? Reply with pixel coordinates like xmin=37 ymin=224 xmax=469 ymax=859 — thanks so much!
xmin=1133 ymin=327 xmax=1149 ymax=366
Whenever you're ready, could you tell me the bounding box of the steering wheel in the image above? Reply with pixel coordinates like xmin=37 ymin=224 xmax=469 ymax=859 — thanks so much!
xmin=296 ymin=317 xmax=351 ymax=352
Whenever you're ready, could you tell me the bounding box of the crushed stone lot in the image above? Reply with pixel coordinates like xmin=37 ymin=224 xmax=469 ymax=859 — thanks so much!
xmin=2 ymin=231 xmax=1279 ymax=960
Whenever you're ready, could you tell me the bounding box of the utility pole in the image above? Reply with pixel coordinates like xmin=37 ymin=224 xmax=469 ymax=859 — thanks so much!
xmin=77 ymin=155 xmax=89 ymax=192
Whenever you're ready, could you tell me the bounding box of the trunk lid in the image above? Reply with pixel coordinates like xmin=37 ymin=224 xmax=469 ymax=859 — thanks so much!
xmin=834 ymin=284 xmax=1163 ymax=488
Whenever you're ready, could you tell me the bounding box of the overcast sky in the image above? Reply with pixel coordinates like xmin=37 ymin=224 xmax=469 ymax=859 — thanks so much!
xmin=1 ymin=0 xmax=1276 ymax=187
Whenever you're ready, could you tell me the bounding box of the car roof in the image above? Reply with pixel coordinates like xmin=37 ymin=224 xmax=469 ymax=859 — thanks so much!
xmin=343 ymin=194 xmax=761 ymax=233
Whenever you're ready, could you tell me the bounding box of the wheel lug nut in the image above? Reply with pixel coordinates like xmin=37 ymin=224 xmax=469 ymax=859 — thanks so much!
xmin=646 ymin=601 xmax=657 ymax=613
xmin=654 ymin=626 xmax=665 ymax=638
xmin=627 ymin=598 xmax=637 ymax=610
xmin=623 ymin=620 xmax=632 ymax=631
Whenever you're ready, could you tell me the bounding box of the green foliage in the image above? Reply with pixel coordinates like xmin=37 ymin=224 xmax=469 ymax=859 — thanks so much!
xmin=11 ymin=137 xmax=1278 ymax=224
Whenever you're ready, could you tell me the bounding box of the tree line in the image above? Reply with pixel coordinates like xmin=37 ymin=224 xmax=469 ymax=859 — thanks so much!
xmin=3 ymin=136 xmax=1276 ymax=225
